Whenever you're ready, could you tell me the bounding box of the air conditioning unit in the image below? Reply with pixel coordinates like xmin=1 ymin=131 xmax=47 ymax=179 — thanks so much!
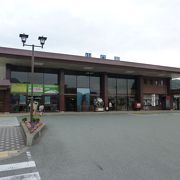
xmin=100 ymin=55 xmax=106 ymax=59
xmin=114 ymin=56 xmax=120 ymax=60
xmin=85 ymin=52 xmax=92 ymax=57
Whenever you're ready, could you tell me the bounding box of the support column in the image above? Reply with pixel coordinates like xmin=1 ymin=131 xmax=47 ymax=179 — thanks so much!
xmin=59 ymin=70 xmax=65 ymax=111
xmin=6 ymin=64 xmax=11 ymax=79
xmin=166 ymin=77 xmax=173 ymax=109
xmin=4 ymin=89 xmax=10 ymax=112
xmin=6 ymin=65 xmax=11 ymax=112
xmin=100 ymin=73 xmax=108 ymax=109
xmin=136 ymin=76 xmax=144 ymax=109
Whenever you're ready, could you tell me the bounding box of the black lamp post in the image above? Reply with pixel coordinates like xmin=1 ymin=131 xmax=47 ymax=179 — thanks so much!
xmin=19 ymin=33 xmax=47 ymax=122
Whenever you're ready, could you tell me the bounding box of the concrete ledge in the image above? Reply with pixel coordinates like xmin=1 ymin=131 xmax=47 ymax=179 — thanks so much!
xmin=20 ymin=121 xmax=45 ymax=146
xmin=1 ymin=110 xmax=180 ymax=118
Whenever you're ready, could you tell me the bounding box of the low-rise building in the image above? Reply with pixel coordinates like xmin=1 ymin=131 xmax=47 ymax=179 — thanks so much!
xmin=0 ymin=47 xmax=180 ymax=112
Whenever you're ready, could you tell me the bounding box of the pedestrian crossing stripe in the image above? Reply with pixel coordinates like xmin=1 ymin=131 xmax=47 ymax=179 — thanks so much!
xmin=0 ymin=172 xmax=41 ymax=180
xmin=0 ymin=161 xmax=36 ymax=172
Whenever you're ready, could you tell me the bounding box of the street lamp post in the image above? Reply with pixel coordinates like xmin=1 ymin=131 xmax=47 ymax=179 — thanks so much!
xmin=19 ymin=33 xmax=47 ymax=122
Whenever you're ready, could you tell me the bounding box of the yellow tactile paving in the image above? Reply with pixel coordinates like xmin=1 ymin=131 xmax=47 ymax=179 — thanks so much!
xmin=0 ymin=150 xmax=18 ymax=158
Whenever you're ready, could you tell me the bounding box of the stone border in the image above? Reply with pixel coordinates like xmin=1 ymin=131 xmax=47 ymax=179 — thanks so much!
xmin=20 ymin=121 xmax=45 ymax=146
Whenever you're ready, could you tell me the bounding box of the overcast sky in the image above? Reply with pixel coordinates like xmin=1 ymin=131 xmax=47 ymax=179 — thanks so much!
xmin=1 ymin=0 xmax=180 ymax=67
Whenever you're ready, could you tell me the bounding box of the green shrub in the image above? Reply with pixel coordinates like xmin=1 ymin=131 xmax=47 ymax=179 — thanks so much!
xmin=32 ymin=117 xmax=40 ymax=123
xmin=22 ymin=117 xmax=27 ymax=122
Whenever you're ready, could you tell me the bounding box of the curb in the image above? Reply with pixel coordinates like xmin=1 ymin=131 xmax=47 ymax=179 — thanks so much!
xmin=0 ymin=110 xmax=180 ymax=117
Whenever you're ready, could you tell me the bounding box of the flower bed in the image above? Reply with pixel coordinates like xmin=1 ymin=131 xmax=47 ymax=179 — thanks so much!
xmin=22 ymin=117 xmax=43 ymax=134
xmin=25 ymin=121 xmax=43 ymax=133
xmin=21 ymin=117 xmax=45 ymax=146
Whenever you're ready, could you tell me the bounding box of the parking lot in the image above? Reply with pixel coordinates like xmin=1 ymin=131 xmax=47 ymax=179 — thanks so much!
xmin=28 ymin=112 xmax=180 ymax=180
xmin=1 ymin=112 xmax=180 ymax=180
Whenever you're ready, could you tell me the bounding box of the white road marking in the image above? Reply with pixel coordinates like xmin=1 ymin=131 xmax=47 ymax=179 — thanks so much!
xmin=0 ymin=117 xmax=19 ymax=127
xmin=0 ymin=151 xmax=41 ymax=180
xmin=26 ymin=151 xmax=32 ymax=161
xmin=0 ymin=172 xmax=41 ymax=180
xmin=0 ymin=161 xmax=36 ymax=172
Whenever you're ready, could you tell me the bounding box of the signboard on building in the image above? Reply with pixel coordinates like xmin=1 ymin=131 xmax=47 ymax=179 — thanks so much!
xmin=28 ymin=84 xmax=43 ymax=95
xmin=11 ymin=83 xmax=27 ymax=93
xmin=44 ymin=85 xmax=59 ymax=94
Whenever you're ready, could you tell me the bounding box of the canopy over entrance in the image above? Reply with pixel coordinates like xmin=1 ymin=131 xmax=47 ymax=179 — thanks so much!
xmin=0 ymin=79 xmax=10 ymax=90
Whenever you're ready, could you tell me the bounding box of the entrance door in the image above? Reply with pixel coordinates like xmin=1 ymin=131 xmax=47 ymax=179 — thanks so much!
xmin=177 ymin=98 xmax=180 ymax=110
xmin=0 ymin=90 xmax=5 ymax=112
xmin=77 ymin=88 xmax=90 ymax=112
xmin=174 ymin=97 xmax=180 ymax=110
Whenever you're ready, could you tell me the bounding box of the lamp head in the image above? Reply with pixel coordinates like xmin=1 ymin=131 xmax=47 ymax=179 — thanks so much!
xmin=19 ymin=33 xmax=29 ymax=46
xmin=38 ymin=36 xmax=47 ymax=48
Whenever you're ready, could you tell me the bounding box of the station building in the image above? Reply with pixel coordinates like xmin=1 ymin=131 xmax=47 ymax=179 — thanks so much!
xmin=0 ymin=46 xmax=180 ymax=113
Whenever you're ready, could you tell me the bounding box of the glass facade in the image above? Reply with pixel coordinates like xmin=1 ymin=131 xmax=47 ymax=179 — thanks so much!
xmin=77 ymin=75 xmax=89 ymax=88
xmin=10 ymin=69 xmax=138 ymax=112
xmin=44 ymin=73 xmax=58 ymax=85
xmin=90 ymin=76 xmax=100 ymax=95
xmin=10 ymin=71 xmax=59 ymax=112
xmin=108 ymin=77 xmax=136 ymax=111
xmin=64 ymin=73 xmax=100 ymax=111
xmin=65 ymin=75 xmax=76 ymax=94
xmin=170 ymin=79 xmax=180 ymax=110
xmin=171 ymin=79 xmax=180 ymax=90
xmin=11 ymin=71 xmax=29 ymax=83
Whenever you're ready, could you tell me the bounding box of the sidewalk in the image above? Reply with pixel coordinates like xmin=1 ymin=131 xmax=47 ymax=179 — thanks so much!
xmin=0 ymin=110 xmax=180 ymax=117
xmin=0 ymin=117 xmax=26 ymax=159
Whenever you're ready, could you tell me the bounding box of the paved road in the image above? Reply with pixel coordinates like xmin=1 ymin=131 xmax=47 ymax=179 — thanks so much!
xmin=2 ymin=112 xmax=180 ymax=180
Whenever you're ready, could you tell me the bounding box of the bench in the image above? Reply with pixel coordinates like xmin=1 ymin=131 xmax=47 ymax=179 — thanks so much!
xmin=20 ymin=121 xmax=45 ymax=146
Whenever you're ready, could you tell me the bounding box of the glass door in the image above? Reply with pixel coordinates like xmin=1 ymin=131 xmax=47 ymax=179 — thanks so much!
xmin=117 ymin=96 xmax=127 ymax=111
xmin=77 ymin=88 xmax=90 ymax=112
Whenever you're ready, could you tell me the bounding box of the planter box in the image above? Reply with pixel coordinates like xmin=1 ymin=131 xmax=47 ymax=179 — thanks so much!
xmin=20 ymin=121 xmax=45 ymax=146
xmin=96 ymin=107 xmax=104 ymax=112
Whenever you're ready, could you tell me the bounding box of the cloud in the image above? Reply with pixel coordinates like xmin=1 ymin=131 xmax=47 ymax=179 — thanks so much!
xmin=0 ymin=0 xmax=180 ymax=67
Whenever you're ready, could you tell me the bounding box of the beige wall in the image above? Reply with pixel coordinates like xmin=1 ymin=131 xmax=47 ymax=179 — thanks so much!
xmin=0 ymin=63 xmax=6 ymax=80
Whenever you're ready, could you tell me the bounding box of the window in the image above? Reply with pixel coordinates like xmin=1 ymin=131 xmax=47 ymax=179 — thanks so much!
xmin=108 ymin=78 xmax=116 ymax=95
xmin=160 ymin=80 xmax=164 ymax=86
xmin=155 ymin=80 xmax=158 ymax=86
xmin=32 ymin=73 xmax=43 ymax=84
xmin=90 ymin=76 xmax=100 ymax=95
xmin=150 ymin=80 xmax=153 ymax=85
xmin=128 ymin=79 xmax=135 ymax=95
xmin=44 ymin=73 xmax=58 ymax=85
xmin=117 ymin=79 xmax=127 ymax=95
xmin=77 ymin=75 xmax=89 ymax=88
xmin=11 ymin=71 xmax=28 ymax=83
xmin=65 ymin=75 xmax=77 ymax=94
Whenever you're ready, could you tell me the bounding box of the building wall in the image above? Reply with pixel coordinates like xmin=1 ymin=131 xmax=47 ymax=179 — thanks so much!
xmin=0 ymin=63 xmax=6 ymax=80
xmin=143 ymin=85 xmax=167 ymax=94
xmin=143 ymin=77 xmax=167 ymax=94
xmin=141 ymin=77 xmax=171 ymax=110
xmin=6 ymin=65 xmax=174 ymax=112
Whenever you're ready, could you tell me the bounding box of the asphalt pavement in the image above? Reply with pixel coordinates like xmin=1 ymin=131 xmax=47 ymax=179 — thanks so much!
xmin=1 ymin=112 xmax=180 ymax=180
